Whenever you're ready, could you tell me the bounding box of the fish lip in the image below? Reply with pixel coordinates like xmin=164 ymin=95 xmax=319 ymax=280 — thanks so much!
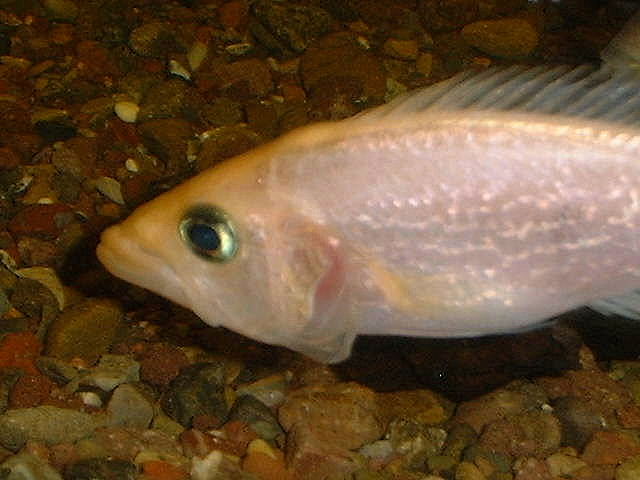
xmin=96 ymin=228 xmax=189 ymax=307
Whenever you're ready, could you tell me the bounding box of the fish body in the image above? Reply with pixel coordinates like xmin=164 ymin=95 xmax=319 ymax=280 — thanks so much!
xmin=97 ymin=12 xmax=640 ymax=363
xmin=97 ymin=105 xmax=640 ymax=362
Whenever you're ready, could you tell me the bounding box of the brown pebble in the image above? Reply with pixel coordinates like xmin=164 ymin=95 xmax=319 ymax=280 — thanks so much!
xmin=9 ymin=373 xmax=55 ymax=408
xmin=139 ymin=342 xmax=189 ymax=387
xmin=218 ymin=0 xmax=249 ymax=30
xmin=581 ymin=431 xmax=640 ymax=465
xmin=0 ymin=147 xmax=22 ymax=169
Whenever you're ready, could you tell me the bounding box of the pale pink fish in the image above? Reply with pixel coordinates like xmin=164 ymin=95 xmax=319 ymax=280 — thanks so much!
xmin=97 ymin=15 xmax=640 ymax=363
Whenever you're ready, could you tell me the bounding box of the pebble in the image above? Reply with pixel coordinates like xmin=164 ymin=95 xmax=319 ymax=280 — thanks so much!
xmin=235 ymin=372 xmax=289 ymax=408
xmin=15 ymin=266 xmax=65 ymax=310
xmin=0 ymin=332 xmax=42 ymax=375
xmin=252 ymin=0 xmax=331 ymax=53
xmin=383 ymin=38 xmax=420 ymax=60
xmin=8 ymin=373 xmax=55 ymax=408
xmin=138 ymin=118 xmax=194 ymax=176
xmin=196 ymin=125 xmax=262 ymax=172
xmin=41 ymin=0 xmax=79 ymax=21
xmin=454 ymin=382 xmax=548 ymax=433
xmin=0 ymin=406 xmax=102 ymax=451
xmin=78 ymin=354 xmax=140 ymax=391
xmin=279 ymin=382 xmax=384 ymax=479
xmin=199 ymin=97 xmax=244 ymax=128
xmin=0 ymin=372 xmax=19 ymax=415
xmin=141 ymin=459 xmax=189 ymax=480
xmin=139 ymin=342 xmax=190 ymax=387
xmin=51 ymin=138 xmax=97 ymax=182
xmin=187 ymin=40 xmax=209 ymax=72
xmin=64 ymin=457 xmax=137 ymax=480
xmin=461 ymin=18 xmax=539 ymax=59
xmin=387 ymin=417 xmax=447 ymax=469
xmin=8 ymin=203 xmax=73 ymax=239
xmin=190 ymin=450 xmax=248 ymax=480
xmin=180 ymin=428 xmax=246 ymax=458
xmin=455 ymin=461 xmax=487 ymax=480
xmin=0 ymin=147 xmax=24 ymax=170
xmin=546 ymin=450 xmax=587 ymax=477
xmin=36 ymin=356 xmax=79 ymax=385
xmin=106 ymin=383 xmax=154 ymax=429
xmin=242 ymin=438 xmax=294 ymax=480
xmin=479 ymin=409 xmax=562 ymax=458
xmin=441 ymin=423 xmax=477 ymax=460
xmin=214 ymin=58 xmax=274 ymax=99
xmin=581 ymin=430 xmax=640 ymax=465
xmin=1 ymin=452 xmax=63 ymax=480
xmin=161 ymin=361 xmax=229 ymax=427
xmin=377 ymin=389 xmax=453 ymax=425
xmin=9 ymin=278 xmax=57 ymax=324
xmin=44 ymin=298 xmax=124 ymax=365
xmin=300 ymin=32 xmax=386 ymax=118
xmin=418 ymin=0 xmax=479 ymax=32
xmin=129 ymin=22 xmax=184 ymax=58
xmin=94 ymin=176 xmax=125 ymax=205
xmin=552 ymin=396 xmax=607 ymax=449
xmin=138 ymin=79 xmax=203 ymax=122
xmin=226 ymin=394 xmax=283 ymax=442
xmin=33 ymin=119 xmax=77 ymax=144
xmin=617 ymin=455 xmax=640 ymax=480
xmin=537 ymin=369 xmax=636 ymax=436
xmin=513 ymin=457 xmax=550 ymax=480
xmin=280 ymin=382 xmax=384 ymax=450
xmin=114 ymin=101 xmax=140 ymax=123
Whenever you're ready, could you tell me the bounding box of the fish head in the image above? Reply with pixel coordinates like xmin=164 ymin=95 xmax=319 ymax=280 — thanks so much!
xmin=97 ymin=145 xmax=355 ymax=363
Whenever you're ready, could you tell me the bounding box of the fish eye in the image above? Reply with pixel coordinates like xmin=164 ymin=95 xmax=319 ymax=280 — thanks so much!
xmin=179 ymin=205 xmax=237 ymax=262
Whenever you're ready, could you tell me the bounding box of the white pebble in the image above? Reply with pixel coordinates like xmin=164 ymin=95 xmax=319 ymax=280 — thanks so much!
xmin=114 ymin=101 xmax=140 ymax=123
xmin=125 ymin=158 xmax=139 ymax=172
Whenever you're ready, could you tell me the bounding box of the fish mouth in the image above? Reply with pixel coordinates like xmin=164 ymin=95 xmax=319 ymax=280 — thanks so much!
xmin=96 ymin=226 xmax=189 ymax=308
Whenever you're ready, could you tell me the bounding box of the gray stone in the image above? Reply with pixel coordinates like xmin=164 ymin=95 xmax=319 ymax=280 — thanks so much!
xmin=36 ymin=356 xmax=79 ymax=385
xmin=106 ymin=383 xmax=154 ymax=429
xmin=388 ymin=418 xmax=447 ymax=469
xmin=227 ymin=395 xmax=283 ymax=442
xmin=1 ymin=452 xmax=63 ymax=480
xmin=0 ymin=406 xmax=102 ymax=451
xmin=161 ymin=361 xmax=228 ymax=427
xmin=80 ymin=354 xmax=140 ymax=392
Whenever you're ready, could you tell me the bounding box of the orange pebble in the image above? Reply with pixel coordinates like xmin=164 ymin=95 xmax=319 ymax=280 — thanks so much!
xmin=142 ymin=460 xmax=189 ymax=480
xmin=242 ymin=449 xmax=295 ymax=480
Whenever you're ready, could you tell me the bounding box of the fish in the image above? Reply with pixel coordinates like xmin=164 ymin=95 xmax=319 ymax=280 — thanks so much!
xmin=97 ymin=12 xmax=640 ymax=363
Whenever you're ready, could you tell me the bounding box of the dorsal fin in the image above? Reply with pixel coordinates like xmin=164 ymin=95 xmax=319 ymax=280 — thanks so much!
xmin=356 ymin=10 xmax=640 ymax=127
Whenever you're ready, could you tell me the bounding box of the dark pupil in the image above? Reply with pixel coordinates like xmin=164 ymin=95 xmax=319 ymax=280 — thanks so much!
xmin=188 ymin=223 xmax=220 ymax=251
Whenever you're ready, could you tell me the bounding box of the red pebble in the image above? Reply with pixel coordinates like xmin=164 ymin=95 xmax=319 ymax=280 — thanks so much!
xmin=8 ymin=203 xmax=73 ymax=239
xmin=0 ymin=332 xmax=42 ymax=374
xmin=9 ymin=373 xmax=55 ymax=408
